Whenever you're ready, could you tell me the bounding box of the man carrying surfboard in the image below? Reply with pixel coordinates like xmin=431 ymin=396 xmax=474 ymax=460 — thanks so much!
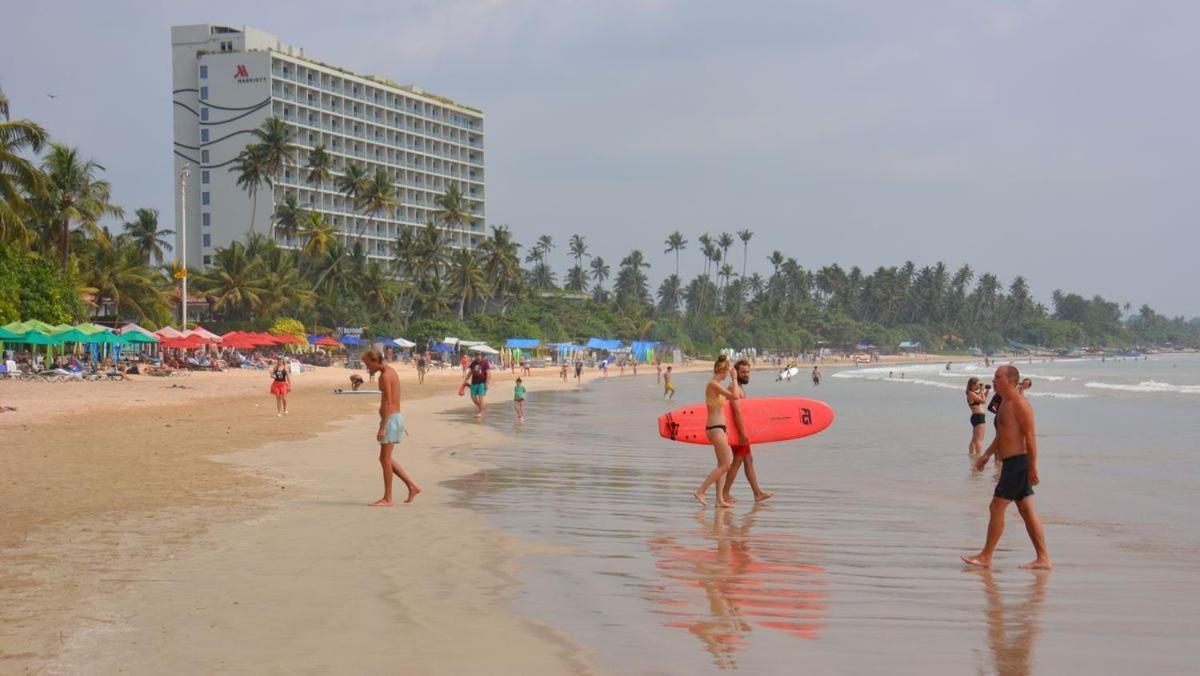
xmin=962 ymin=365 xmax=1051 ymax=570
xmin=722 ymin=359 xmax=772 ymax=504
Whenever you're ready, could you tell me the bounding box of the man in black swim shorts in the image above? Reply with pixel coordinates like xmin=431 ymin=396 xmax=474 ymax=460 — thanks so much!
xmin=962 ymin=365 xmax=1052 ymax=570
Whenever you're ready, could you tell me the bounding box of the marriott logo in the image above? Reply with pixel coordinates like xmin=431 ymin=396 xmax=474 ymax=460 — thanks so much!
xmin=233 ymin=64 xmax=267 ymax=84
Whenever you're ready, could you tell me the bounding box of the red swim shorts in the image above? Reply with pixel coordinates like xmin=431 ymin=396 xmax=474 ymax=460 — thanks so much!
xmin=732 ymin=444 xmax=752 ymax=457
xmin=270 ymin=381 xmax=290 ymax=396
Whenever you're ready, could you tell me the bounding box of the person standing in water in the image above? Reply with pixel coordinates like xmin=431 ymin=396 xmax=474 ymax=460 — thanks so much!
xmin=811 ymin=366 xmax=822 ymax=386
xmin=694 ymin=355 xmax=740 ymax=508
xmin=663 ymin=365 xmax=676 ymax=400
xmin=270 ymin=358 xmax=291 ymax=416
xmin=513 ymin=377 xmax=526 ymax=423
xmin=363 ymin=348 xmax=420 ymax=506
xmin=722 ymin=359 xmax=772 ymax=504
xmin=962 ymin=365 xmax=1051 ymax=569
xmin=966 ymin=377 xmax=989 ymax=455
xmin=462 ymin=353 xmax=491 ymax=418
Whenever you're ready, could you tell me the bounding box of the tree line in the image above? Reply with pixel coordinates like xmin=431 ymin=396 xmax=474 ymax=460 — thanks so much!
xmin=2 ymin=92 xmax=1197 ymax=352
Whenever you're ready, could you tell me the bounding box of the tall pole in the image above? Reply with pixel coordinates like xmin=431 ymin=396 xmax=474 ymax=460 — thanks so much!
xmin=179 ymin=165 xmax=190 ymax=328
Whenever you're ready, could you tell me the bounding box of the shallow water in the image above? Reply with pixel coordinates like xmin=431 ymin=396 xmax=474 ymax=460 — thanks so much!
xmin=446 ymin=356 xmax=1200 ymax=674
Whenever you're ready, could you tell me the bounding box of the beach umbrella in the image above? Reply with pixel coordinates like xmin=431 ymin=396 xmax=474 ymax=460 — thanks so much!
xmin=117 ymin=322 xmax=157 ymax=339
xmin=86 ymin=331 xmax=128 ymax=345
xmin=156 ymin=326 xmax=185 ymax=339
xmin=392 ymin=337 xmax=416 ymax=348
xmin=0 ymin=326 xmax=25 ymax=341
xmin=188 ymin=326 xmax=222 ymax=342
xmin=17 ymin=330 xmax=62 ymax=346
xmin=53 ymin=328 xmax=92 ymax=343
xmin=314 ymin=335 xmax=342 ymax=348
xmin=467 ymin=344 xmax=499 ymax=355
xmin=121 ymin=331 xmax=159 ymax=344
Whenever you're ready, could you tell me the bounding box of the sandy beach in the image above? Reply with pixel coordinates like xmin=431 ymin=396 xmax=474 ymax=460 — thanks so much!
xmin=0 ymin=352 xmax=974 ymax=674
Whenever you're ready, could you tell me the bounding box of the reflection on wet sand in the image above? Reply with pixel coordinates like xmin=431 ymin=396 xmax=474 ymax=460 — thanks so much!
xmin=646 ymin=505 xmax=828 ymax=669
xmin=969 ymin=569 xmax=1048 ymax=676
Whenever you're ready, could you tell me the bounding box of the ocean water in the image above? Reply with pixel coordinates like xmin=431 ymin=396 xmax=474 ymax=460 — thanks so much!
xmin=445 ymin=356 xmax=1200 ymax=674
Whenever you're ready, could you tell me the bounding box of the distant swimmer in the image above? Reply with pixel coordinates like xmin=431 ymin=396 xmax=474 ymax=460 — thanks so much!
xmin=947 ymin=361 xmax=953 ymax=371
xmin=811 ymin=366 xmax=822 ymax=386
xmin=363 ymin=348 xmax=420 ymax=506
xmin=962 ymin=365 xmax=1051 ymax=570
xmin=663 ymin=365 xmax=676 ymax=400
xmin=694 ymin=355 xmax=738 ymax=508
xmin=722 ymin=359 xmax=772 ymax=504
xmin=966 ymin=377 xmax=989 ymax=455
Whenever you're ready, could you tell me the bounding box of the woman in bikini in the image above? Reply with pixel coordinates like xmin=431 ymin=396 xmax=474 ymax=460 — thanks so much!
xmin=694 ymin=355 xmax=737 ymax=508
xmin=966 ymin=377 xmax=989 ymax=455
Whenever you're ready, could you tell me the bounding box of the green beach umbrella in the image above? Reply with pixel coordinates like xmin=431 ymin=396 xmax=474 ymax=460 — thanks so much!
xmin=121 ymin=331 xmax=159 ymax=344
xmin=0 ymin=326 xmax=25 ymax=341
xmin=53 ymin=328 xmax=92 ymax=343
xmin=74 ymin=322 xmax=110 ymax=335
xmin=86 ymin=331 xmax=127 ymax=345
xmin=19 ymin=331 xmax=62 ymax=346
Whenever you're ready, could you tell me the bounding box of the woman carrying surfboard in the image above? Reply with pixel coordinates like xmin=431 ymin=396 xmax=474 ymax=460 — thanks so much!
xmin=694 ymin=355 xmax=740 ymax=508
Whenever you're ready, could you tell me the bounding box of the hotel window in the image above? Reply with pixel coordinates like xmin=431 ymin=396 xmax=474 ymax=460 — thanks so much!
xmin=201 ymin=170 xmax=210 ymax=184
xmin=200 ymin=86 xmax=208 ymax=100
xmin=203 ymin=255 xmax=212 ymax=265
xmin=201 ymin=150 xmax=210 ymax=163
xmin=203 ymin=234 xmax=211 ymax=248
xmin=201 ymin=129 xmax=209 ymax=143
xmin=199 ymin=65 xmax=208 ymax=79
xmin=200 ymin=107 xmax=209 ymax=121
xmin=282 ymin=66 xmax=289 ymax=76
xmin=202 ymin=192 xmax=210 ymax=205
xmin=202 ymin=213 xmax=211 ymax=226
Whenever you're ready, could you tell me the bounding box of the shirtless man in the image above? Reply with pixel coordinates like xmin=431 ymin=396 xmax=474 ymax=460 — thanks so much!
xmin=363 ymin=348 xmax=420 ymax=506
xmin=722 ymin=359 xmax=772 ymax=504
xmin=962 ymin=365 xmax=1050 ymax=569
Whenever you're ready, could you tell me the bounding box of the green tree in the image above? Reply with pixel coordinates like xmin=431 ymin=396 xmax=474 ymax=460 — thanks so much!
xmin=230 ymin=144 xmax=269 ymax=232
xmin=304 ymin=144 xmax=332 ymax=186
xmin=36 ymin=143 xmax=123 ymax=268
xmin=0 ymin=87 xmax=48 ymax=247
xmin=447 ymin=248 xmax=490 ymax=319
xmin=122 ymin=207 xmax=175 ymax=265
xmin=664 ymin=231 xmax=688 ymax=277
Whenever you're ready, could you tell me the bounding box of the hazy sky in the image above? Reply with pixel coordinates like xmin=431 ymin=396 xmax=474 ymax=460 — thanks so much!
xmin=2 ymin=1 xmax=1195 ymax=316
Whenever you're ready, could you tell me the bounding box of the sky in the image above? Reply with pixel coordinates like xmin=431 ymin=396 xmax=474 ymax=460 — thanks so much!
xmin=2 ymin=0 xmax=1196 ymax=316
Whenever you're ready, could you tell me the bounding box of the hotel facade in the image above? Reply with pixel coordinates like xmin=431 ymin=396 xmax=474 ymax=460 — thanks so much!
xmin=170 ymin=24 xmax=485 ymax=269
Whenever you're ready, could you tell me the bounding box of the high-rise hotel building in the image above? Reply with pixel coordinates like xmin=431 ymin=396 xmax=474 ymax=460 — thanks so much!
xmin=170 ymin=24 xmax=485 ymax=268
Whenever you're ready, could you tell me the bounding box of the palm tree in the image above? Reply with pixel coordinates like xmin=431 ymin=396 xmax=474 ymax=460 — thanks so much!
xmin=80 ymin=229 xmax=170 ymax=322
xmin=565 ymin=265 xmax=589 ymax=293
xmin=253 ymin=117 xmax=296 ymax=184
xmin=589 ymin=256 xmax=610 ymax=302
xmin=359 ymin=170 xmax=398 ymax=253
xmin=434 ymin=183 xmax=472 ymax=245
xmin=0 ymin=87 xmax=48 ymax=246
xmin=656 ymin=273 xmax=683 ymax=317
xmin=360 ymin=261 xmax=397 ymax=319
xmin=614 ymin=249 xmax=651 ymax=307
xmin=38 ymin=143 xmax=123 ymax=268
xmin=336 ymin=164 xmax=368 ymax=241
xmin=737 ymin=229 xmax=753 ymax=278
xmin=195 ymin=240 xmax=267 ymax=320
xmin=535 ymin=235 xmax=555 ymax=264
xmin=257 ymin=242 xmax=314 ymax=317
xmin=272 ymin=193 xmax=305 ymax=243
xmin=717 ymin=232 xmax=734 ymax=269
xmin=230 ymin=144 xmax=269 ymax=232
xmin=663 ymin=231 xmax=687 ymax=277
xmin=480 ymin=225 xmax=522 ymax=314
xmin=304 ymin=144 xmax=332 ymax=187
xmin=300 ymin=211 xmax=337 ymax=259
xmin=568 ymin=234 xmax=590 ymax=266
xmin=447 ymin=248 xmax=490 ymax=319
xmin=123 ymin=207 xmax=174 ymax=265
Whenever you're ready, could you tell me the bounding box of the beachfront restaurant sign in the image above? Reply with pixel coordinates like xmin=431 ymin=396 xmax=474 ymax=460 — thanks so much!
xmin=337 ymin=327 xmax=364 ymax=338
xmin=233 ymin=64 xmax=267 ymax=84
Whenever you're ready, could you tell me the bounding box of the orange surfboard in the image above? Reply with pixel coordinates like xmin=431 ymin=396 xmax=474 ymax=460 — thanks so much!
xmin=658 ymin=397 xmax=835 ymax=445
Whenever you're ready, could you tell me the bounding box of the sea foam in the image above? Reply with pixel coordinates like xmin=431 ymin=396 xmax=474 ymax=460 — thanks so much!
xmin=1084 ymin=380 xmax=1200 ymax=395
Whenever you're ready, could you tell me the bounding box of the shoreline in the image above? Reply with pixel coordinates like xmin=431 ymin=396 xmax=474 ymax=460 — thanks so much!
xmin=0 ymin=352 xmax=955 ymax=672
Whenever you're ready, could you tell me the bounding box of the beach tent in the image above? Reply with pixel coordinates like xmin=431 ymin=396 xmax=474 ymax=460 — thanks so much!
xmin=18 ymin=331 xmax=63 ymax=346
xmin=52 ymin=328 xmax=92 ymax=344
xmin=11 ymin=320 xmax=58 ymax=334
xmin=340 ymin=335 xmax=362 ymax=346
xmin=392 ymin=337 xmax=416 ymax=348
xmin=120 ymin=330 xmax=159 ymax=344
xmin=0 ymin=326 xmax=26 ymax=341
xmin=505 ymin=338 xmax=540 ymax=349
xmin=188 ymin=326 xmax=222 ymax=342
xmin=466 ymin=344 xmax=499 ymax=354
xmin=430 ymin=342 xmax=455 ymax=353
xmin=118 ymin=322 xmax=158 ymax=339
xmin=48 ymin=323 xmax=75 ymax=335
xmin=73 ymin=322 xmax=110 ymax=335
xmin=586 ymin=338 xmax=622 ymax=351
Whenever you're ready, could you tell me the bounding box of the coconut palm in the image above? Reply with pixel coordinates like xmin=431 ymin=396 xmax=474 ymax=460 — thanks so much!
xmin=257 ymin=241 xmax=314 ymax=317
xmin=568 ymin=234 xmax=590 ymax=266
xmin=717 ymin=232 xmax=735 ymax=269
xmin=300 ymin=211 xmax=337 ymax=259
xmin=230 ymin=144 xmax=269 ymax=232
xmin=737 ymin=229 xmax=753 ymax=278
xmin=194 ymin=240 xmax=268 ymax=320
xmin=360 ymin=261 xmax=397 ymax=319
xmin=335 ymin=163 xmax=368 ymax=239
xmin=359 ymin=170 xmax=398 ymax=251
xmin=434 ymin=183 xmax=472 ymax=244
xmin=122 ymin=207 xmax=175 ymax=265
xmin=614 ymin=249 xmax=651 ymax=308
xmin=480 ymin=225 xmax=522 ymax=313
xmin=304 ymin=144 xmax=332 ymax=187
xmin=0 ymin=87 xmax=49 ymax=246
xmin=37 ymin=143 xmax=123 ymax=268
xmin=656 ymin=274 xmax=683 ymax=317
xmin=447 ymin=248 xmax=490 ymax=319
xmin=80 ymin=229 xmax=170 ymax=322
xmin=589 ymin=256 xmax=610 ymax=302
xmin=252 ymin=117 xmax=296 ymax=184
xmin=272 ymin=193 xmax=305 ymax=243
xmin=663 ymin=231 xmax=687 ymax=277
xmin=565 ymin=265 xmax=589 ymax=293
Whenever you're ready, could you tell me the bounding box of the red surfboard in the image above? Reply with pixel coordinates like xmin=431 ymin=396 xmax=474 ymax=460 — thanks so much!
xmin=658 ymin=397 xmax=835 ymax=445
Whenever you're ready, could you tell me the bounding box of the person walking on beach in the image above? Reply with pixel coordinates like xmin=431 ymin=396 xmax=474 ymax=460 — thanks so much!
xmin=463 ymin=353 xmax=491 ymax=418
xmin=574 ymin=358 xmax=583 ymax=381
xmin=722 ymin=359 xmax=772 ymax=504
xmin=513 ymin=377 xmax=526 ymax=422
xmin=962 ymin=365 xmax=1051 ymax=570
xmin=966 ymin=377 xmax=989 ymax=455
xmin=811 ymin=366 xmax=822 ymax=386
xmin=363 ymin=348 xmax=420 ymax=506
xmin=560 ymin=361 xmax=569 ymax=381
xmin=694 ymin=355 xmax=740 ymax=508
xmin=656 ymin=360 xmax=662 ymax=383
xmin=270 ymin=358 xmax=291 ymax=417
xmin=663 ymin=365 xmax=676 ymax=400
xmin=416 ymin=352 xmax=427 ymax=385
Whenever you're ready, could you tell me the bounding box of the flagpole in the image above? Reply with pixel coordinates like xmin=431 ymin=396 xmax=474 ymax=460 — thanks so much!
xmin=179 ymin=165 xmax=190 ymax=328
